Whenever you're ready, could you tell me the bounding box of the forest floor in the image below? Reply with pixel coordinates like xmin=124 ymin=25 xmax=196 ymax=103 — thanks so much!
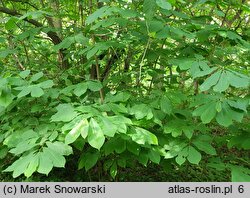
xmin=0 ymin=161 xmax=230 ymax=182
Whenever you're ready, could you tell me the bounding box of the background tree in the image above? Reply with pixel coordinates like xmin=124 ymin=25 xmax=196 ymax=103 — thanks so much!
xmin=0 ymin=0 xmax=249 ymax=181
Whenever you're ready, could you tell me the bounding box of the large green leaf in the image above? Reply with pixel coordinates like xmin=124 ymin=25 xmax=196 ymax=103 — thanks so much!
xmin=19 ymin=70 xmax=30 ymax=79
xmin=24 ymin=154 xmax=39 ymax=178
xmin=46 ymin=141 xmax=73 ymax=156
xmin=65 ymin=119 xmax=89 ymax=144
xmin=86 ymin=6 xmax=110 ymax=24
xmin=51 ymin=104 xmax=78 ymax=122
xmin=73 ymin=83 xmax=88 ymax=97
xmin=231 ymin=166 xmax=250 ymax=182
xmin=43 ymin=147 xmax=66 ymax=168
xmin=200 ymin=71 xmax=221 ymax=91
xmin=130 ymin=104 xmax=153 ymax=120
xmin=126 ymin=141 xmax=140 ymax=155
xmin=0 ymin=146 xmax=8 ymax=159
xmin=9 ymin=139 xmax=38 ymax=155
xmin=215 ymin=102 xmax=244 ymax=127
xmin=4 ymin=153 xmax=34 ymax=178
xmin=30 ymin=72 xmax=43 ymax=82
xmin=78 ymin=152 xmax=100 ymax=171
xmin=88 ymin=118 xmax=105 ymax=150
xmin=187 ymin=146 xmax=201 ymax=165
xmin=227 ymin=71 xmax=250 ymax=89
xmin=143 ymin=0 xmax=156 ymax=19
xmin=0 ymin=88 xmax=13 ymax=107
xmin=213 ymin=71 xmax=229 ymax=92
xmin=87 ymin=80 xmax=103 ymax=91
xmin=193 ymin=101 xmax=217 ymax=124
xmin=175 ymin=147 xmax=188 ymax=165
xmin=192 ymin=136 xmax=216 ymax=155
xmin=17 ymin=86 xmax=32 ymax=98
xmin=148 ymin=148 xmax=161 ymax=164
xmin=39 ymin=80 xmax=54 ymax=88
xmin=129 ymin=127 xmax=158 ymax=145
xmin=30 ymin=86 xmax=44 ymax=97
xmin=110 ymin=162 xmax=118 ymax=179
xmin=156 ymin=0 xmax=172 ymax=10
xmin=160 ymin=96 xmax=172 ymax=115
xmin=99 ymin=116 xmax=117 ymax=137
xmin=37 ymin=151 xmax=53 ymax=175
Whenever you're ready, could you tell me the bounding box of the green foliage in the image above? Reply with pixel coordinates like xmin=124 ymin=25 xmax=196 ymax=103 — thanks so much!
xmin=0 ymin=0 xmax=249 ymax=182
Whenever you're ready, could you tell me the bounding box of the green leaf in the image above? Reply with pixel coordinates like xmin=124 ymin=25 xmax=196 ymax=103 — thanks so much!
xmin=192 ymin=67 xmax=217 ymax=78
xmin=73 ymin=83 xmax=88 ymax=97
xmin=4 ymin=153 xmax=33 ymax=178
xmin=0 ymin=37 xmax=4 ymax=43
xmin=156 ymin=0 xmax=172 ymax=10
xmin=88 ymin=118 xmax=105 ymax=150
xmin=31 ymin=86 xmax=44 ymax=97
xmin=200 ymin=71 xmax=221 ymax=91
xmin=86 ymin=6 xmax=110 ymax=24
xmin=46 ymin=141 xmax=73 ymax=156
xmin=19 ymin=70 xmax=30 ymax=79
xmin=216 ymin=110 xmax=232 ymax=127
xmin=49 ymin=131 xmax=58 ymax=141
xmin=0 ymin=89 xmax=13 ymax=107
xmin=193 ymin=138 xmax=216 ymax=155
xmin=193 ymin=101 xmax=217 ymax=124
xmin=114 ymin=138 xmax=126 ymax=154
xmin=5 ymin=17 xmax=18 ymax=30
xmin=213 ymin=71 xmax=229 ymax=92
xmin=30 ymin=72 xmax=43 ymax=82
xmin=65 ymin=119 xmax=89 ymax=144
xmin=0 ymin=146 xmax=8 ymax=159
xmin=187 ymin=146 xmax=201 ymax=165
xmin=175 ymin=154 xmax=186 ymax=165
xmin=200 ymin=102 xmax=217 ymax=124
xmin=148 ymin=149 xmax=161 ymax=164
xmin=110 ymin=162 xmax=117 ymax=179
xmin=43 ymin=147 xmax=66 ymax=168
xmin=9 ymin=139 xmax=38 ymax=155
xmin=17 ymin=86 xmax=32 ymax=98
xmin=108 ymin=115 xmax=132 ymax=134
xmin=207 ymin=157 xmax=226 ymax=171
xmin=227 ymin=71 xmax=250 ymax=89
xmin=117 ymin=158 xmax=126 ymax=168
xmin=53 ymin=37 xmax=74 ymax=51
xmin=126 ymin=141 xmax=140 ymax=155
xmin=215 ymin=102 xmax=242 ymax=127
xmin=24 ymin=154 xmax=39 ymax=178
xmin=130 ymin=104 xmax=153 ymax=120
xmin=108 ymin=103 xmax=128 ymax=114
xmin=215 ymin=101 xmax=222 ymax=112
xmin=78 ymin=152 xmax=100 ymax=171
xmin=170 ymin=58 xmax=193 ymax=70
xmin=227 ymin=99 xmax=248 ymax=112
xmin=143 ymin=0 xmax=156 ymax=19
xmin=138 ymin=152 xmax=149 ymax=166
xmin=86 ymin=46 xmax=99 ymax=59
xmin=105 ymin=92 xmax=131 ymax=103
xmin=99 ymin=116 xmax=117 ymax=137
xmin=39 ymin=80 xmax=54 ymax=88
xmin=87 ymin=80 xmax=102 ymax=91
xmin=175 ymin=147 xmax=188 ymax=165
xmin=231 ymin=166 xmax=250 ymax=182
xmin=160 ymin=96 xmax=172 ymax=115
xmin=129 ymin=127 xmax=158 ymax=145
xmin=37 ymin=151 xmax=53 ymax=175
xmin=51 ymin=104 xmax=78 ymax=122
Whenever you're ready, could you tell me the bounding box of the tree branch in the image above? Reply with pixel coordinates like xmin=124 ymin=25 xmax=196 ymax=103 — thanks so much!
xmin=0 ymin=6 xmax=69 ymax=68
xmin=0 ymin=7 xmax=62 ymax=44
